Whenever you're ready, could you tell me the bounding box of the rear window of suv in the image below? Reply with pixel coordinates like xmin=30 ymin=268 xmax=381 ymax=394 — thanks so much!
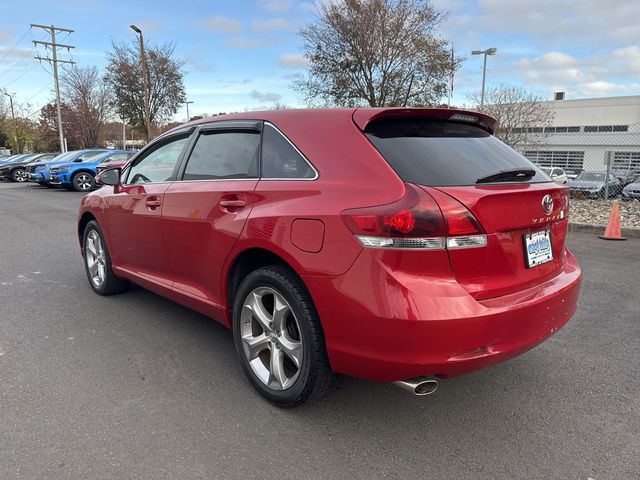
xmin=365 ymin=119 xmax=549 ymax=186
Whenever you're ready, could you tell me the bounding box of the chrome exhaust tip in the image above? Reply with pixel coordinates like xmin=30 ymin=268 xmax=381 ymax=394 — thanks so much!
xmin=392 ymin=377 xmax=439 ymax=396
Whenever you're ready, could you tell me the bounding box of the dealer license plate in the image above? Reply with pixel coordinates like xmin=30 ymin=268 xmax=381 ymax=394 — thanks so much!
xmin=524 ymin=230 xmax=553 ymax=268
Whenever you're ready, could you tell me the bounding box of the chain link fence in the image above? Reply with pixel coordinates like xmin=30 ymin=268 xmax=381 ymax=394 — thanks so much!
xmin=516 ymin=122 xmax=640 ymax=230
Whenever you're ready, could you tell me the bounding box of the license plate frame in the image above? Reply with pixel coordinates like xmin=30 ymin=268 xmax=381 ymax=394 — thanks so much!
xmin=523 ymin=230 xmax=553 ymax=268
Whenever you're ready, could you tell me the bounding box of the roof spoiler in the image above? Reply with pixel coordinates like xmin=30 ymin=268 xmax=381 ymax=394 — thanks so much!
xmin=352 ymin=108 xmax=497 ymax=134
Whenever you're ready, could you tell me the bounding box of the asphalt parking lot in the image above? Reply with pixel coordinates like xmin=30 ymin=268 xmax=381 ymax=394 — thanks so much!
xmin=0 ymin=182 xmax=638 ymax=480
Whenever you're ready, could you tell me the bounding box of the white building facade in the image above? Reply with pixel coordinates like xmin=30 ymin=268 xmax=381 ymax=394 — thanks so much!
xmin=520 ymin=95 xmax=640 ymax=175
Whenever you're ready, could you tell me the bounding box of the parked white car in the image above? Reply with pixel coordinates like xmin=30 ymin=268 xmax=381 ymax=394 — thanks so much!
xmin=540 ymin=167 xmax=568 ymax=184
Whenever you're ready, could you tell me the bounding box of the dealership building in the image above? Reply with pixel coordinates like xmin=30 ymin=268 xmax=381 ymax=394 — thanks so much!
xmin=519 ymin=94 xmax=640 ymax=175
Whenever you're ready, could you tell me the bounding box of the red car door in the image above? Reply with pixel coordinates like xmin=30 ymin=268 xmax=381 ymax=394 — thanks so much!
xmin=162 ymin=123 xmax=261 ymax=307
xmin=107 ymin=133 xmax=191 ymax=285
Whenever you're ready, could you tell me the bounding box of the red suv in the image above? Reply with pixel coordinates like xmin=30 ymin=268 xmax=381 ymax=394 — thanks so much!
xmin=78 ymin=108 xmax=581 ymax=406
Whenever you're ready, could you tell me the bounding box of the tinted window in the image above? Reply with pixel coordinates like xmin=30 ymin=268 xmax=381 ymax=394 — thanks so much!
xmin=261 ymin=124 xmax=315 ymax=179
xmin=183 ymin=131 xmax=259 ymax=180
xmin=104 ymin=153 xmax=131 ymax=163
xmin=365 ymin=119 xmax=548 ymax=186
xmin=126 ymin=136 xmax=188 ymax=184
xmin=76 ymin=151 xmax=107 ymax=162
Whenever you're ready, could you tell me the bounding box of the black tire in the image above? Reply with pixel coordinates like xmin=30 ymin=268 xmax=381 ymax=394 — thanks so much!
xmin=82 ymin=220 xmax=129 ymax=295
xmin=232 ymin=265 xmax=334 ymax=407
xmin=72 ymin=172 xmax=95 ymax=192
xmin=11 ymin=168 xmax=26 ymax=182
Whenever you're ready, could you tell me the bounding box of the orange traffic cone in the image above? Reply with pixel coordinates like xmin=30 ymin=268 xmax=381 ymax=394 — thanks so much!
xmin=599 ymin=200 xmax=626 ymax=241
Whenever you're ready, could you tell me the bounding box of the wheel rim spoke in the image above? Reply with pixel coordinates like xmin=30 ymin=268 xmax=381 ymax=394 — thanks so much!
xmin=268 ymin=347 xmax=287 ymax=390
xmin=279 ymin=337 xmax=303 ymax=369
xmin=245 ymin=291 xmax=272 ymax=331
xmin=243 ymin=333 xmax=270 ymax=360
xmin=272 ymin=295 xmax=289 ymax=333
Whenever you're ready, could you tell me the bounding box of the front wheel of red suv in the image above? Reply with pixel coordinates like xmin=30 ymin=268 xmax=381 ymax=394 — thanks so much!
xmin=232 ymin=265 xmax=334 ymax=407
xmin=82 ymin=220 xmax=129 ymax=295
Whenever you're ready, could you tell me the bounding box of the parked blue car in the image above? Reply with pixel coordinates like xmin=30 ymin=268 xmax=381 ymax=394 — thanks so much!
xmin=48 ymin=149 xmax=134 ymax=191
xmin=27 ymin=149 xmax=109 ymax=186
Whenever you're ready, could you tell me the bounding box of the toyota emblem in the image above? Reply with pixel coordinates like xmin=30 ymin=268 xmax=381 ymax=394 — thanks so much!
xmin=541 ymin=194 xmax=554 ymax=214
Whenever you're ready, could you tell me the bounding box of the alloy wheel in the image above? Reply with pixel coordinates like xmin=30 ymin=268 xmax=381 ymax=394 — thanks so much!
xmin=76 ymin=174 xmax=93 ymax=191
xmin=85 ymin=230 xmax=106 ymax=287
xmin=240 ymin=286 xmax=304 ymax=391
xmin=14 ymin=169 xmax=27 ymax=182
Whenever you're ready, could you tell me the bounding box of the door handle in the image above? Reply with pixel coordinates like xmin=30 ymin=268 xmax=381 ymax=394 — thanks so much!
xmin=146 ymin=197 xmax=161 ymax=209
xmin=219 ymin=199 xmax=246 ymax=208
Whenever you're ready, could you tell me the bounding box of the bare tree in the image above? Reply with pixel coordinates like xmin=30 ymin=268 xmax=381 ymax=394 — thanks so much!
xmin=62 ymin=66 xmax=112 ymax=148
xmin=295 ymin=0 xmax=458 ymax=107
xmin=104 ymin=41 xmax=186 ymax=141
xmin=468 ymin=84 xmax=554 ymax=150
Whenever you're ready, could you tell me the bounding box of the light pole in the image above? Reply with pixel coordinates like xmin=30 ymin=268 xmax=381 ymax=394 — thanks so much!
xmin=130 ymin=24 xmax=151 ymax=141
xmin=471 ymin=47 xmax=497 ymax=110
xmin=121 ymin=113 xmax=127 ymax=150
xmin=185 ymin=100 xmax=194 ymax=122
xmin=3 ymin=91 xmax=18 ymax=152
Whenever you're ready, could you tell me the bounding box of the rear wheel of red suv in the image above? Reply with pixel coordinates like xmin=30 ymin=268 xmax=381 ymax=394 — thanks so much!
xmin=232 ymin=266 xmax=334 ymax=407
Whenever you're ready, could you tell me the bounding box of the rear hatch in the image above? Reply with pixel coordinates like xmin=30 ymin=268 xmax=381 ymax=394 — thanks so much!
xmin=358 ymin=110 xmax=570 ymax=300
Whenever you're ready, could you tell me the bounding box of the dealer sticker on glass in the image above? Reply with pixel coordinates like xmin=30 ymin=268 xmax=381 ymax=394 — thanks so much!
xmin=524 ymin=230 xmax=553 ymax=268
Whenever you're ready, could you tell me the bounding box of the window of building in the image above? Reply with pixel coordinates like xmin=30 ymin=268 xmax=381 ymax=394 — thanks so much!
xmin=567 ymin=126 xmax=580 ymax=132
xmin=598 ymin=125 xmax=613 ymax=132
xmin=613 ymin=125 xmax=628 ymax=132
xmin=612 ymin=152 xmax=640 ymax=172
xmin=524 ymin=150 xmax=585 ymax=173
xmin=584 ymin=126 xmax=598 ymax=132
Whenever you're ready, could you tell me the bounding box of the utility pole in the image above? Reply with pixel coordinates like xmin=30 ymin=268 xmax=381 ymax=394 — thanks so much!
xmin=185 ymin=100 xmax=193 ymax=122
xmin=31 ymin=24 xmax=75 ymax=153
xmin=2 ymin=91 xmax=18 ymax=151
xmin=130 ymin=25 xmax=151 ymax=141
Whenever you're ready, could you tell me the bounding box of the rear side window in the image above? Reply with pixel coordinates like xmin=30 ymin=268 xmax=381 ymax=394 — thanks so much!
xmin=183 ymin=131 xmax=260 ymax=180
xmin=104 ymin=153 xmax=131 ymax=163
xmin=365 ymin=119 xmax=548 ymax=186
xmin=261 ymin=124 xmax=316 ymax=179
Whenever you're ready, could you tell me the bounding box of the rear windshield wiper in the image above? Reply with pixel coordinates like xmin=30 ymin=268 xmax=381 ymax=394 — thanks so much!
xmin=476 ymin=168 xmax=536 ymax=184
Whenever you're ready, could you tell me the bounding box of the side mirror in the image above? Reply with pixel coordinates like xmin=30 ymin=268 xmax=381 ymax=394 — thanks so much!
xmin=96 ymin=167 xmax=121 ymax=186
xmin=74 ymin=158 xmax=83 ymax=162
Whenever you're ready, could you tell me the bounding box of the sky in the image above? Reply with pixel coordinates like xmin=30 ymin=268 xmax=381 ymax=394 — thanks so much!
xmin=0 ymin=0 xmax=639 ymax=123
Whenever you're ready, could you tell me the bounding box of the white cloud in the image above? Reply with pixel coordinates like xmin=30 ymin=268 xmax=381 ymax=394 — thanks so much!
xmin=202 ymin=16 xmax=242 ymax=34
xmin=250 ymin=90 xmax=282 ymax=102
xmin=612 ymin=46 xmax=640 ymax=74
xmin=223 ymin=37 xmax=271 ymax=49
xmin=256 ymin=0 xmax=293 ymax=13
xmin=277 ymin=53 xmax=308 ymax=68
xmin=251 ymin=18 xmax=297 ymax=33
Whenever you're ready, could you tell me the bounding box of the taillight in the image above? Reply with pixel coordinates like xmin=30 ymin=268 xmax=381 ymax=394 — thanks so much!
xmin=341 ymin=183 xmax=487 ymax=250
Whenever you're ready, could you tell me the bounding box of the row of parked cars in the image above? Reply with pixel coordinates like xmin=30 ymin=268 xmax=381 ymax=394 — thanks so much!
xmin=0 ymin=149 xmax=135 ymax=191
xmin=537 ymin=165 xmax=640 ymax=199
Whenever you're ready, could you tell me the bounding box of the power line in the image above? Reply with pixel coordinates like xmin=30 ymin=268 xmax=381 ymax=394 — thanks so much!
xmin=0 ymin=29 xmax=46 ymax=82
xmin=30 ymin=23 xmax=75 ymax=153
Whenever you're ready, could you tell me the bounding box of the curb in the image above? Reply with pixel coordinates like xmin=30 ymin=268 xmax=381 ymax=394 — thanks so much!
xmin=569 ymin=222 xmax=640 ymax=238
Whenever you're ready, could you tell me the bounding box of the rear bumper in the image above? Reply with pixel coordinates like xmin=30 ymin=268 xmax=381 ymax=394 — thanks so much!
xmin=304 ymin=248 xmax=581 ymax=382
